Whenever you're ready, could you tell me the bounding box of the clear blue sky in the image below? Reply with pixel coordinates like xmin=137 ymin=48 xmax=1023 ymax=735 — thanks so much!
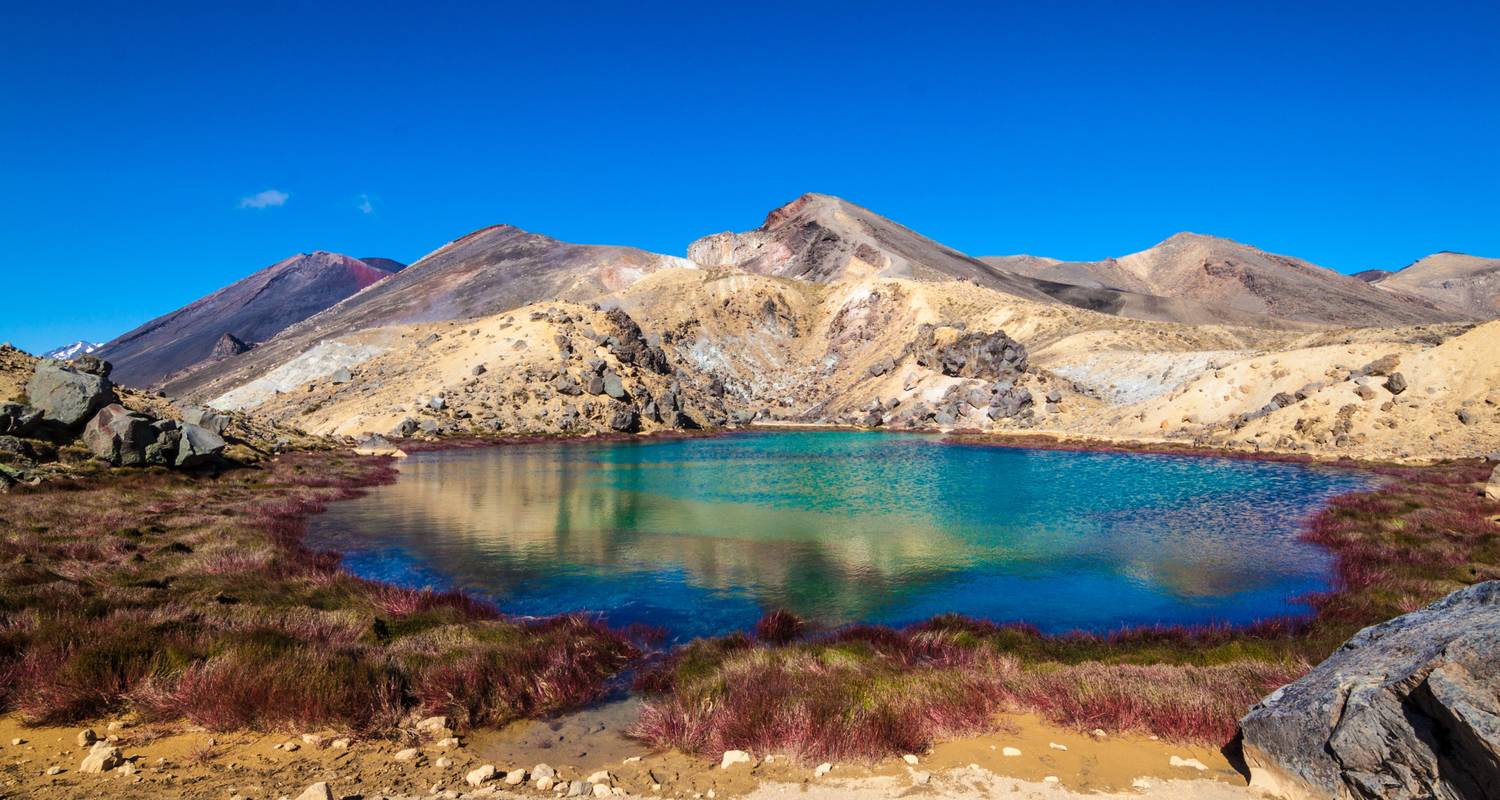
xmin=2 ymin=1 xmax=1497 ymax=353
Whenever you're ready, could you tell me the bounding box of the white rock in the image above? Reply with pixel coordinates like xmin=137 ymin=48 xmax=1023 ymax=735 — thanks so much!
xmin=78 ymin=742 xmax=122 ymax=774
xmin=593 ymin=785 xmax=612 ymax=798
xmin=1048 ymin=742 xmax=1068 ymax=751
xmin=901 ymin=754 xmax=919 ymax=765
xmin=720 ymin=750 xmax=751 ymax=769
xmin=330 ymin=738 xmax=351 ymax=749
xmin=45 ymin=766 xmax=63 ymax=775
xmin=1002 ymin=747 xmax=1022 ymax=757
xmin=466 ymin=765 xmax=497 ymax=786
xmin=416 ymin=715 xmax=450 ymax=735
xmin=1169 ymin=755 xmax=1208 ymax=771
xmin=393 ymin=747 xmax=421 ymax=762
xmin=623 ymin=755 xmax=642 ymax=763
xmin=1043 ymin=776 xmax=1060 ymax=784
xmin=10 ymin=738 xmax=24 ymax=745
xmin=435 ymin=736 xmax=461 ymax=748
xmin=1089 ymin=729 xmax=1108 ymax=740
xmin=76 ymin=729 xmax=97 ymax=747
xmin=813 ymin=763 xmax=833 ymax=778
xmin=586 ymin=770 xmax=614 ymax=786
xmin=911 ymin=770 xmax=930 ymax=785
xmin=294 ymin=782 xmax=334 ymax=800
xmin=533 ymin=763 xmax=557 ymax=780
xmin=506 ymin=769 xmax=528 ymax=785
xmin=117 ymin=762 xmax=136 ymax=776
xmin=435 ymin=757 xmax=452 ymax=769
xmin=282 ymin=741 xmax=300 ymax=752
xmin=537 ymin=777 xmax=556 ymax=792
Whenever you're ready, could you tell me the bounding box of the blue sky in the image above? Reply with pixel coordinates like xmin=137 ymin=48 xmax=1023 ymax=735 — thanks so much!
xmin=2 ymin=1 xmax=1497 ymax=353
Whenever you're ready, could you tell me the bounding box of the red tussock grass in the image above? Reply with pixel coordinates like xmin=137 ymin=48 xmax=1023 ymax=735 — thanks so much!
xmin=0 ymin=451 xmax=638 ymax=734
xmin=633 ymin=457 xmax=1500 ymax=760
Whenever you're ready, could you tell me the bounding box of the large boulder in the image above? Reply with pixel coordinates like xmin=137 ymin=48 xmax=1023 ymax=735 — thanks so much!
xmin=181 ymin=405 xmax=229 ymax=435
xmin=26 ymin=360 xmax=117 ymax=428
xmin=1239 ymin=581 xmax=1500 ymax=800
xmin=175 ymin=423 xmax=225 ymax=468
xmin=82 ymin=404 xmax=159 ymax=466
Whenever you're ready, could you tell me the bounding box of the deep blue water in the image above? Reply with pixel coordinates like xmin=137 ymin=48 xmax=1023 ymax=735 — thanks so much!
xmin=306 ymin=432 xmax=1376 ymax=640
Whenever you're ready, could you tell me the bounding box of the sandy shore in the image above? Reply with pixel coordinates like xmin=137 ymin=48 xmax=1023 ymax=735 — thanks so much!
xmin=0 ymin=704 xmax=1253 ymax=799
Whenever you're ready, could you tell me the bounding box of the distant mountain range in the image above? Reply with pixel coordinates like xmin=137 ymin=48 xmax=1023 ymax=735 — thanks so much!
xmin=94 ymin=252 xmax=404 ymax=387
xmin=42 ymin=340 xmax=101 ymax=360
xmin=78 ymin=194 xmax=1497 ymax=401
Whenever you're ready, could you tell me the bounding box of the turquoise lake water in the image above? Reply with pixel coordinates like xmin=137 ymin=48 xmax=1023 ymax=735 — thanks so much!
xmin=307 ymin=431 xmax=1376 ymax=639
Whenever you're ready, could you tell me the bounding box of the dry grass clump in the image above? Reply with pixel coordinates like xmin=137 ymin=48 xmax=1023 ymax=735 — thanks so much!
xmin=0 ymin=452 xmax=637 ymax=733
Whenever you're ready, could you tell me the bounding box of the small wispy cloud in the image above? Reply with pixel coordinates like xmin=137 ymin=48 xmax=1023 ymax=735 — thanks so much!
xmin=238 ymin=189 xmax=289 ymax=209
xmin=356 ymin=193 xmax=375 ymax=215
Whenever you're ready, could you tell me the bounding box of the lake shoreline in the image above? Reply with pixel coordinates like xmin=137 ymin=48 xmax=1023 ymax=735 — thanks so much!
xmin=1 ymin=430 xmax=1494 ymax=799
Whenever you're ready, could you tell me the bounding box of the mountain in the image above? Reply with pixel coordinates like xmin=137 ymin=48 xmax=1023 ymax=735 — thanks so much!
xmin=95 ymin=252 xmax=397 ymax=388
xmin=161 ymin=225 xmax=697 ymax=401
xmin=985 ymin=233 xmax=1469 ymax=328
xmin=42 ymin=340 xmax=101 ymax=360
xmin=1370 ymin=252 xmax=1500 ymax=319
xmin=689 ymin=194 xmax=1320 ymax=329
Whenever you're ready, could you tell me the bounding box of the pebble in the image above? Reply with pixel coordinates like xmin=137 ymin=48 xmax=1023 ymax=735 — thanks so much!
xmin=813 ymin=763 xmax=833 ymax=778
xmin=1048 ymin=742 xmax=1067 ymax=751
xmin=623 ymin=756 xmax=642 ymax=763
xmin=1002 ymin=747 xmax=1022 ymax=757
xmin=281 ymin=741 xmax=300 ymax=752
xmin=901 ymin=754 xmax=919 ymax=765
xmin=720 ymin=750 xmax=751 ymax=769
xmin=45 ymin=766 xmax=63 ymax=775
xmin=393 ymin=747 xmax=421 ymax=762
xmin=1090 ymin=729 xmax=1108 ymax=740
xmin=466 ymin=765 xmax=497 ymax=786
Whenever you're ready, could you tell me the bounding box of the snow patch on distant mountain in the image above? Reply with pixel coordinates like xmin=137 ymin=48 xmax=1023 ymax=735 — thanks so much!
xmin=43 ymin=340 xmax=102 ymax=360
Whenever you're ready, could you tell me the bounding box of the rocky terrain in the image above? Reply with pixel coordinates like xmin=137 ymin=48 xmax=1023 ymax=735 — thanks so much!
xmin=1240 ymin=581 xmax=1500 ymax=800
xmin=71 ymin=193 xmax=1486 ymax=462
xmin=96 ymin=252 xmax=399 ymax=388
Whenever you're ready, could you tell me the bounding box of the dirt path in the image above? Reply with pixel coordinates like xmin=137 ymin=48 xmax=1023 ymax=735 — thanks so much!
xmin=1 ymin=707 xmax=1252 ymax=799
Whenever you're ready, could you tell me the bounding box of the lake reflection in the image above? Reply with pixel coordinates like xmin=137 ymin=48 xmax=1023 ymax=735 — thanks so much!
xmin=307 ymin=432 xmax=1376 ymax=638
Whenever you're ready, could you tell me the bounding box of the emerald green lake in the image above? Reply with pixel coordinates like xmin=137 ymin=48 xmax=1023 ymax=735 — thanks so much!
xmin=308 ymin=431 xmax=1375 ymax=639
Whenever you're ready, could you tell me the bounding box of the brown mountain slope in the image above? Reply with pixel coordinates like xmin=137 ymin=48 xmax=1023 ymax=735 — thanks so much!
xmin=987 ymin=233 xmax=1469 ymax=328
xmin=689 ymin=194 xmax=1314 ymax=330
xmin=163 ymin=224 xmax=695 ymax=401
xmin=94 ymin=252 xmax=396 ymax=388
xmin=1372 ymin=252 xmax=1500 ymax=319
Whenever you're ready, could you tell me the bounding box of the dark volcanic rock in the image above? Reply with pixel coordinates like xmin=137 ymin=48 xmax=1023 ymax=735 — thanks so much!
xmin=1239 ymin=581 xmax=1500 ymax=800
xmin=604 ymin=308 xmax=671 ymax=375
xmin=26 ymin=360 xmax=118 ymax=428
xmin=911 ymin=324 xmax=1028 ymax=380
xmin=608 ymin=404 xmax=640 ymax=433
xmin=175 ymin=423 xmax=225 ymax=468
xmin=82 ymin=404 xmax=158 ymax=467
xmin=1385 ymin=372 xmax=1409 ymax=395
xmin=211 ymin=332 xmax=252 ymax=359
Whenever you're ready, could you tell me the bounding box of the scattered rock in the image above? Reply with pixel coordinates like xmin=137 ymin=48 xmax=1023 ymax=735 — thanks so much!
xmin=472 ymin=364 xmax=488 ymax=376
xmin=814 ymin=763 xmax=833 ymax=778
xmin=294 ymin=782 xmax=334 ymax=800
xmin=393 ymin=747 xmax=421 ymax=762
xmin=911 ymin=324 xmax=1028 ymax=380
xmin=1240 ymin=581 xmax=1500 ymax=800
xmin=1354 ymin=385 xmax=1378 ymax=400
xmin=1458 ymin=408 xmax=1478 ymax=426
xmin=867 ymin=357 xmax=896 ymax=377
xmin=465 ymin=765 xmax=497 ymax=786
xmin=329 ymin=367 xmax=352 ymax=384
xmin=1048 ymin=742 xmax=1067 ymax=751
xmin=506 ymin=769 xmax=527 ymax=785
xmin=182 ymin=405 xmax=230 ymax=435
xmin=1486 ymin=465 xmax=1499 ymax=501
xmin=27 ymin=359 xmax=117 ymax=428
xmin=911 ymin=770 xmax=931 ymax=785
xmin=1001 ymin=747 xmax=1022 ymax=757
xmin=175 ymin=423 xmax=225 ymax=468
xmin=901 ymin=754 xmax=919 ymax=765
xmin=78 ymin=742 xmax=122 ymax=773
xmin=415 ymin=715 xmax=450 ymax=736
xmin=77 ymin=729 xmax=97 ymax=747
xmin=1384 ymin=372 xmax=1408 ymax=395
xmin=720 ymin=750 xmax=752 ymax=769
xmin=82 ymin=404 xmax=158 ymax=466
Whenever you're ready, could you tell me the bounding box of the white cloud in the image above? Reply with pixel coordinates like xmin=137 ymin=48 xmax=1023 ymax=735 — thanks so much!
xmin=239 ymin=189 xmax=289 ymax=209
xmin=356 ymin=193 xmax=375 ymax=215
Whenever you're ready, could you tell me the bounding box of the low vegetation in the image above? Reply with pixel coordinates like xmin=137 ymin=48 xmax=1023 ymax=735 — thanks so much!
xmin=0 ymin=452 xmax=638 ymax=735
xmin=630 ymin=457 xmax=1500 ymax=760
